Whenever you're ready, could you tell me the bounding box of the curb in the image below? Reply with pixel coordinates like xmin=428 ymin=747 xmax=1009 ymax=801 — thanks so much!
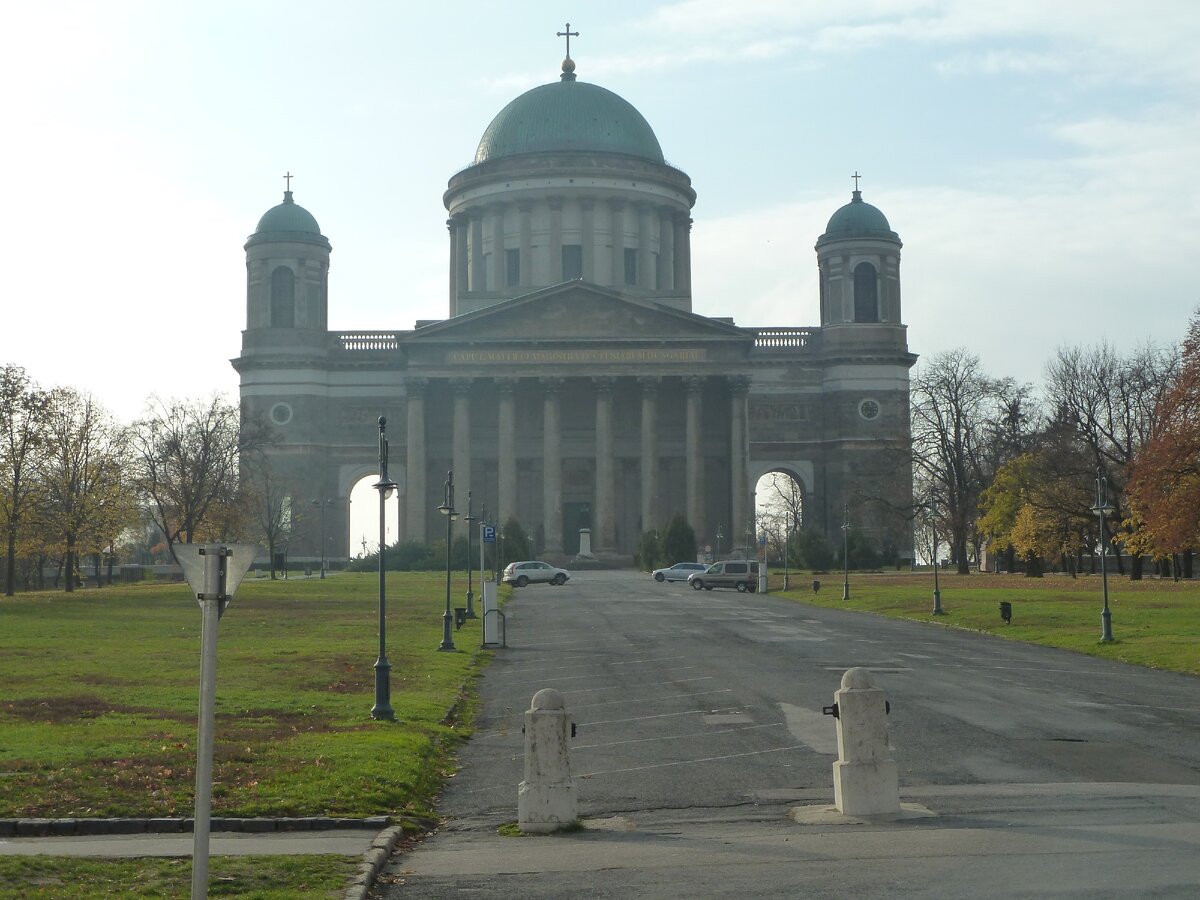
xmin=344 ymin=825 xmax=404 ymax=900
xmin=0 ymin=816 xmax=389 ymax=838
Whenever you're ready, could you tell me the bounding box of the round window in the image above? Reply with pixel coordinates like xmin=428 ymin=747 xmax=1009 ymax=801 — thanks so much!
xmin=858 ymin=399 xmax=880 ymax=421
xmin=270 ymin=403 xmax=293 ymax=425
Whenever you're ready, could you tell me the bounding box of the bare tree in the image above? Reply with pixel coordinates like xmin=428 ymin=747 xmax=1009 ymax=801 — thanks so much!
xmin=911 ymin=349 xmax=1009 ymax=574
xmin=0 ymin=366 xmax=48 ymax=596
xmin=1045 ymin=341 xmax=1178 ymax=577
xmin=240 ymin=450 xmax=293 ymax=579
xmin=36 ymin=388 xmax=132 ymax=592
xmin=130 ymin=395 xmax=265 ymax=551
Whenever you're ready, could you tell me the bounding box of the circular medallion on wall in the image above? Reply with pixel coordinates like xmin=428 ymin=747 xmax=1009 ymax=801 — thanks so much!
xmin=270 ymin=402 xmax=293 ymax=426
xmin=858 ymin=398 xmax=880 ymax=421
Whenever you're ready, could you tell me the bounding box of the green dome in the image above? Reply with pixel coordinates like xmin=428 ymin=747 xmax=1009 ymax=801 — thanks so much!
xmin=255 ymin=191 xmax=322 ymax=235
xmin=474 ymin=66 xmax=664 ymax=165
xmin=822 ymin=191 xmax=897 ymax=240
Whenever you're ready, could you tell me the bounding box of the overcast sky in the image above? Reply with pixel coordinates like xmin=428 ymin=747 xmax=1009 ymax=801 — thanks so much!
xmin=3 ymin=0 xmax=1198 ymax=424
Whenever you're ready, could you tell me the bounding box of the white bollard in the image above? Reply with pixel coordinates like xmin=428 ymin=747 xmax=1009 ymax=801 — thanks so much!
xmin=829 ymin=667 xmax=900 ymax=816
xmin=517 ymin=688 xmax=577 ymax=833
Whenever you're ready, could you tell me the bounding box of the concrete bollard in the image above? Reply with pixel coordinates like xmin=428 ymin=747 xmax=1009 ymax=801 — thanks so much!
xmin=517 ymin=688 xmax=577 ymax=833
xmin=828 ymin=667 xmax=900 ymax=817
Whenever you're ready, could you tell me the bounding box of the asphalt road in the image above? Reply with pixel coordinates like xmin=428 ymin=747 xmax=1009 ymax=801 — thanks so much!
xmin=380 ymin=570 xmax=1200 ymax=898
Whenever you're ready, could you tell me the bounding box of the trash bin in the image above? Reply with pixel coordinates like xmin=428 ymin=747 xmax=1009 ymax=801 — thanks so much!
xmin=999 ymin=601 xmax=1012 ymax=624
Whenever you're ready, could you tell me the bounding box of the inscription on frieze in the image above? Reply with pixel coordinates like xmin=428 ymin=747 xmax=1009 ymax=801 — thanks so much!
xmin=750 ymin=401 xmax=809 ymax=422
xmin=447 ymin=349 xmax=706 ymax=364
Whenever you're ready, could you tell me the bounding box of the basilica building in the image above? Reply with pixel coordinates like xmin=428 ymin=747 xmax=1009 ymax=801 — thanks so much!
xmin=233 ymin=54 xmax=915 ymax=563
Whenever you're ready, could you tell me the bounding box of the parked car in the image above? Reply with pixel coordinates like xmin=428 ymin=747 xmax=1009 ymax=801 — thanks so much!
xmin=687 ymin=560 xmax=759 ymax=592
xmin=652 ymin=561 xmax=708 ymax=582
xmin=502 ymin=560 xmax=571 ymax=587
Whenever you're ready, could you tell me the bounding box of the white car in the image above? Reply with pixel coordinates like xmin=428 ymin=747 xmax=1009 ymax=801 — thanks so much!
xmin=502 ymin=560 xmax=571 ymax=587
xmin=652 ymin=561 xmax=708 ymax=582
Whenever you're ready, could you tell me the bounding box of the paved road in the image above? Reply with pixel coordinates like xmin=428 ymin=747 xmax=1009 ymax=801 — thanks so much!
xmin=380 ymin=570 xmax=1200 ymax=898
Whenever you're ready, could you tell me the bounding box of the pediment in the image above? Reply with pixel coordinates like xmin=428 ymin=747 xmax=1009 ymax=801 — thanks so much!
xmin=405 ymin=283 xmax=751 ymax=345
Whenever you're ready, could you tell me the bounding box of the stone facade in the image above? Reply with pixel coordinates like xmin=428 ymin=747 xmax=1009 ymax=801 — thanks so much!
xmin=233 ymin=66 xmax=915 ymax=563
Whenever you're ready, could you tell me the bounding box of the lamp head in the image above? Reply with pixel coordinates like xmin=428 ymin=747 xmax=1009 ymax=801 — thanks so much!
xmin=374 ymin=476 xmax=396 ymax=500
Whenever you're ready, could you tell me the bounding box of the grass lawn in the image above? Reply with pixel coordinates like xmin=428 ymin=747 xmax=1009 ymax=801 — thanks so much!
xmin=776 ymin=569 xmax=1200 ymax=676
xmin=0 ymin=572 xmax=489 ymax=897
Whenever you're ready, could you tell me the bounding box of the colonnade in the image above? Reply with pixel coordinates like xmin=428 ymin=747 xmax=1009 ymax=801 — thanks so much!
xmin=401 ymin=373 xmax=750 ymax=556
xmin=447 ymin=196 xmax=694 ymax=310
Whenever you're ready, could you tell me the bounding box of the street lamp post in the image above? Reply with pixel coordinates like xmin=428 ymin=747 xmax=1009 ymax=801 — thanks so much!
xmin=745 ymin=525 xmax=753 ymax=560
xmin=716 ymin=525 xmax=724 ymax=562
xmin=437 ymin=470 xmax=459 ymax=651
xmin=841 ymin=505 xmax=850 ymax=601
xmin=1092 ymin=468 xmax=1116 ymax=643
xmin=371 ymin=417 xmax=396 ymax=721
xmin=930 ymin=499 xmax=944 ymax=615
xmin=464 ymin=491 xmax=477 ymax=619
xmin=311 ymin=498 xmax=332 ymax=579
xmin=783 ymin=513 xmax=790 ymax=591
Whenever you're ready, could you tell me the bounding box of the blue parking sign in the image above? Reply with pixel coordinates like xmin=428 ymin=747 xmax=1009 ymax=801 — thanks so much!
xmin=483 ymin=525 xmax=496 ymax=543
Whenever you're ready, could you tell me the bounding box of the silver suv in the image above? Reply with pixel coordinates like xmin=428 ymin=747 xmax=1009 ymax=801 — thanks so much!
xmin=687 ymin=560 xmax=759 ymax=592
xmin=502 ymin=560 xmax=570 ymax=587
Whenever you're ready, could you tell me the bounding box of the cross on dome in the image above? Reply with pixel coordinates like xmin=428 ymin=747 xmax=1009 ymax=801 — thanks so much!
xmin=557 ymin=22 xmax=579 ymax=58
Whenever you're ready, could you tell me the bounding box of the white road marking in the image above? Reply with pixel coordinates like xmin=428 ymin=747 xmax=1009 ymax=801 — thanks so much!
xmin=778 ymin=702 xmax=839 ymax=755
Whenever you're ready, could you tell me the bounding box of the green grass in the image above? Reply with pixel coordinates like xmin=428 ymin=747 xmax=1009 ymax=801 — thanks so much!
xmin=778 ymin=570 xmax=1200 ymax=675
xmin=0 ymin=855 xmax=356 ymax=898
xmin=0 ymin=573 xmax=487 ymax=819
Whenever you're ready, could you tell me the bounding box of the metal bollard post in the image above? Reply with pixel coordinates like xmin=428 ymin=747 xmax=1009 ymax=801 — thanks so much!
xmin=517 ymin=688 xmax=577 ymax=833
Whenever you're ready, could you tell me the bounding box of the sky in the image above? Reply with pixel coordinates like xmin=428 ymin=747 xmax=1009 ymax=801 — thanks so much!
xmin=3 ymin=0 xmax=1199 ymax=429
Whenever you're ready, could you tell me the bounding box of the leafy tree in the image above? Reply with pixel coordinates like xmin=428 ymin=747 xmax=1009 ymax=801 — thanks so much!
xmin=0 ymin=365 xmax=48 ymax=596
xmin=36 ymin=388 xmax=132 ymax=592
xmin=1126 ymin=311 xmax=1200 ymax=560
xmin=634 ymin=530 xmax=662 ymax=570
xmin=500 ymin=517 xmax=530 ymax=567
xmin=794 ymin=527 xmax=834 ymax=570
xmin=662 ymin=513 xmax=697 ymax=565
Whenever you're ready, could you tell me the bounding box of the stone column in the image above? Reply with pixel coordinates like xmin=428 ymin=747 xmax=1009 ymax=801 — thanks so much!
xmin=729 ymin=376 xmax=751 ymax=544
xmin=675 ymin=214 xmax=693 ymax=294
xmin=658 ymin=207 xmax=675 ymax=291
xmin=489 ymin=204 xmax=505 ymax=291
xmin=518 ymin=202 xmax=533 ymax=288
xmin=637 ymin=203 xmax=653 ymax=289
xmin=594 ymin=377 xmax=616 ymax=554
xmin=498 ymin=378 xmax=518 ymax=526
xmin=452 ymin=378 xmax=472 ymax=508
xmin=470 ymin=212 xmax=485 ymax=293
xmin=609 ymin=200 xmax=625 ymax=286
xmin=405 ymin=378 xmax=428 ymax=543
xmin=580 ymin=197 xmax=595 ymax=282
xmin=685 ymin=376 xmax=705 ymax=536
xmin=454 ymin=215 xmax=469 ymax=304
xmin=447 ymin=218 xmax=458 ymax=315
xmin=542 ymin=377 xmax=564 ymax=554
xmin=549 ymin=196 xmax=564 ymax=284
xmin=638 ymin=376 xmax=660 ymax=533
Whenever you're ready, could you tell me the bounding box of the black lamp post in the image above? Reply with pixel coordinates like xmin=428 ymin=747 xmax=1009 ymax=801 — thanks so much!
xmin=716 ymin=525 xmax=724 ymax=562
xmin=930 ymin=499 xmax=944 ymax=615
xmin=1092 ymin=467 xmax=1116 ymax=643
xmin=371 ymin=417 xmax=396 ymax=721
xmin=437 ymin=470 xmax=459 ymax=651
xmin=464 ymin=491 xmax=477 ymax=619
xmin=841 ymin=505 xmax=851 ymax=601
xmin=312 ymin=498 xmax=332 ymax=579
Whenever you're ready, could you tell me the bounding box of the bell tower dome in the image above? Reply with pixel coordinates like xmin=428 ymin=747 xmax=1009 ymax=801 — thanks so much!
xmin=815 ymin=182 xmax=903 ymax=329
xmin=244 ymin=183 xmax=332 ymax=333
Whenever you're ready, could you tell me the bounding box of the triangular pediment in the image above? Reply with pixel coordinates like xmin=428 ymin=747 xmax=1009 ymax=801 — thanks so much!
xmin=405 ymin=282 xmax=751 ymax=345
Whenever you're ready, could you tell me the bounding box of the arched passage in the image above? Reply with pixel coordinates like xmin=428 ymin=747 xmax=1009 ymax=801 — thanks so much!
xmin=348 ymin=472 xmax=401 ymax=558
xmin=754 ymin=469 xmax=806 ymax=565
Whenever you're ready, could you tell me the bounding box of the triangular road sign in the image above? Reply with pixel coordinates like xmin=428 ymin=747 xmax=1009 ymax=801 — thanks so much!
xmin=174 ymin=543 xmax=261 ymax=609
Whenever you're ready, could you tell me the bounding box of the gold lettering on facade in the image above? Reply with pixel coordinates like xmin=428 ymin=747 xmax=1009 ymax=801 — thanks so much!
xmin=446 ymin=349 xmax=707 ymax=364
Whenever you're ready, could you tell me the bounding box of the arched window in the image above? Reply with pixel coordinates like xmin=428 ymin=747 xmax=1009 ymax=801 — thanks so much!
xmin=270 ymin=266 xmax=296 ymax=328
xmin=853 ymin=262 xmax=879 ymax=323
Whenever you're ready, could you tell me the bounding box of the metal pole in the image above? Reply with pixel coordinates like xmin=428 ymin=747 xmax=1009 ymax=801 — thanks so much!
xmin=783 ymin=514 xmax=789 ymax=591
xmin=1096 ymin=469 xmax=1115 ymax=643
xmin=191 ymin=548 xmax=225 ymax=900
xmin=480 ymin=503 xmax=487 ymax=594
xmin=464 ymin=492 xmax=476 ymax=618
xmin=372 ymin=418 xmax=394 ymax=721
xmin=931 ymin=507 xmax=943 ymax=615
xmin=439 ymin=471 xmax=457 ymax=651
xmin=842 ymin=505 xmax=850 ymax=601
